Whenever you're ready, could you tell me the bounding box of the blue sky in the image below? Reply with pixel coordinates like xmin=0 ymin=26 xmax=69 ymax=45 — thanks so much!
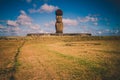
xmin=0 ymin=0 xmax=120 ymax=36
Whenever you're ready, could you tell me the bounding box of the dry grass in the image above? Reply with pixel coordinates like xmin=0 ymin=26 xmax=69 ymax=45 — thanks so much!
xmin=0 ymin=40 xmax=23 ymax=69
xmin=0 ymin=40 xmax=24 ymax=80
xmin=0 ymin=36 xmax=120 ymax=80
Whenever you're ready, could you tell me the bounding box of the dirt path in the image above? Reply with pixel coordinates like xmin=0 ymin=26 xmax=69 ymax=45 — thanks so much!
xmin=1 ymin=37 xmax=120 ymax=80
xmin=15 ymin=42 xmax=71 ymax=80
xmin=0 ymin=40 xmax=25 ymax=80
xmin=14 ymin=40 xmax=120 ymax=80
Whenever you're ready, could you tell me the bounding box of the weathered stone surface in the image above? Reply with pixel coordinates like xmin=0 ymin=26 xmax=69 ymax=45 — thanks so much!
xmin=56 ymin=16 xmax=62 ymax=23
xmin=55 ymin=22 xmax=63 ymax=33
xmin=55 ymin=9 xmax=63 ymax=33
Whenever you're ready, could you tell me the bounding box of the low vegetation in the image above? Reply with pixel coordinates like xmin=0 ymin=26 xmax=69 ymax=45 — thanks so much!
xmin=0 ymin=40 xmax=24 ymax=80
xmin=0 ymin=36 xmax=120 ymax=80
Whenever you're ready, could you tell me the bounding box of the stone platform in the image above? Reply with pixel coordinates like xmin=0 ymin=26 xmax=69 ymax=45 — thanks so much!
xmin=27 ymin=33 xmax=91 ymax=36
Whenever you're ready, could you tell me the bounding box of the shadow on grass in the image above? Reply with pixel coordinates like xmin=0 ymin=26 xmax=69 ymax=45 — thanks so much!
xmin=9 ymin=75 xmax=15 ymax=80
xmin=95 ymin=50 xmax=120 ymax=54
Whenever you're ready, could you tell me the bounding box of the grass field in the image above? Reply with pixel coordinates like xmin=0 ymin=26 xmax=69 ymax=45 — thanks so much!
xmin=0 ymin=36 xmax=120 ymax=80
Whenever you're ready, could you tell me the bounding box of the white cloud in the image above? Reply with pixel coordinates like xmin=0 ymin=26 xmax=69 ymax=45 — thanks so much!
xmin=39 ymin=30 xmax=47 ymax=33
xmin=44 ymin=21 xmax=55 ymax=27
xmin=29 ymin=9 xmax=37 ymax=13
xmin=98 ymin=31 xmax=102 ymax=34
xmin=29 ymin=3 xmax=58 ymax=13
xmin=44 ymin=19 xmax=79 ymax=33
xmin=0 ymin=20 xmax=6 ymax=22
xmin=44 ymin=18 xmax=79 ymax=27
xmin=0 ymin=24 xmax=4 ymax=29
xmin=26 ymin=0 xmax=32 ymax=3
xmin=29 ymin=24 xmax=40 ymax=30
xmin=78 ymin=15 xmax=98 ymax=26
xmin=17 ymin=10 xmax=41 ymax=30
xmin=9 ymin=27 xmax=21 ymax=33
xmin=44 ymin=15 xmax=98 ymax=27
xmin=7 ymin=20 xmax=18 ymax=27
xmin=0 ymin=25 xmax=21 ymax=36
xmin=93 ymin=22 xmax=98 ymax=26
xmin=33 ymin=4 xmax=37 ymax=8
xmin=94 ymin=29 xmax=120 ymax=36
xmin=7 ymin=10 xmax=32 ymax=27
xmin=78 ymin=15 xmax=98 ymax=23
xmin=17 ymin=10 xmax=32 ymax=26
xmin=20 ymin=10 xmax=26 ymax=15
xmin=6 ymin=10 xmax=41 ymax=35
xmin=63 ymin=18 xmax=78 ymax=26
xmin=40 ymin=3 xmax=58 ymax=13
xmin=115 ymin=30 xmax=119 ymax=34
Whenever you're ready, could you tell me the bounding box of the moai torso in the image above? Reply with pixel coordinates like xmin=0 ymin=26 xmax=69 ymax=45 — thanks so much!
xmin=55 ymin=9 xmax=63 ymax=33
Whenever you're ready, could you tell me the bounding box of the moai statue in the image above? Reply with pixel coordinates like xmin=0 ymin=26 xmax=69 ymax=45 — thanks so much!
xmin=55 ymin=9 xmax=63 ymax=33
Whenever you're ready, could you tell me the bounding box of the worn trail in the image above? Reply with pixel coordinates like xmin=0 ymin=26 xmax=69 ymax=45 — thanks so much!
xmin=1 ymin=38 xmax=120 ymax=80
xmin=0 ymin=40 xmax=26 ymax=80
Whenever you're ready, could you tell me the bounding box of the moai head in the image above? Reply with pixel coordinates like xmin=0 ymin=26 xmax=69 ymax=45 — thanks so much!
xmin=56 ymin=9 xmax=63 ymax=16
xmin=55 ymin=9 xmax=63 ymax=33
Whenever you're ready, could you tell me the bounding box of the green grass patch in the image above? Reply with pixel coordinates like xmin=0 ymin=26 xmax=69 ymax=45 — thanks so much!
xmin=96 ymin=50 xmax=120 ymax=54
xmin=48 ymin=50 xmax=110 ymax=79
